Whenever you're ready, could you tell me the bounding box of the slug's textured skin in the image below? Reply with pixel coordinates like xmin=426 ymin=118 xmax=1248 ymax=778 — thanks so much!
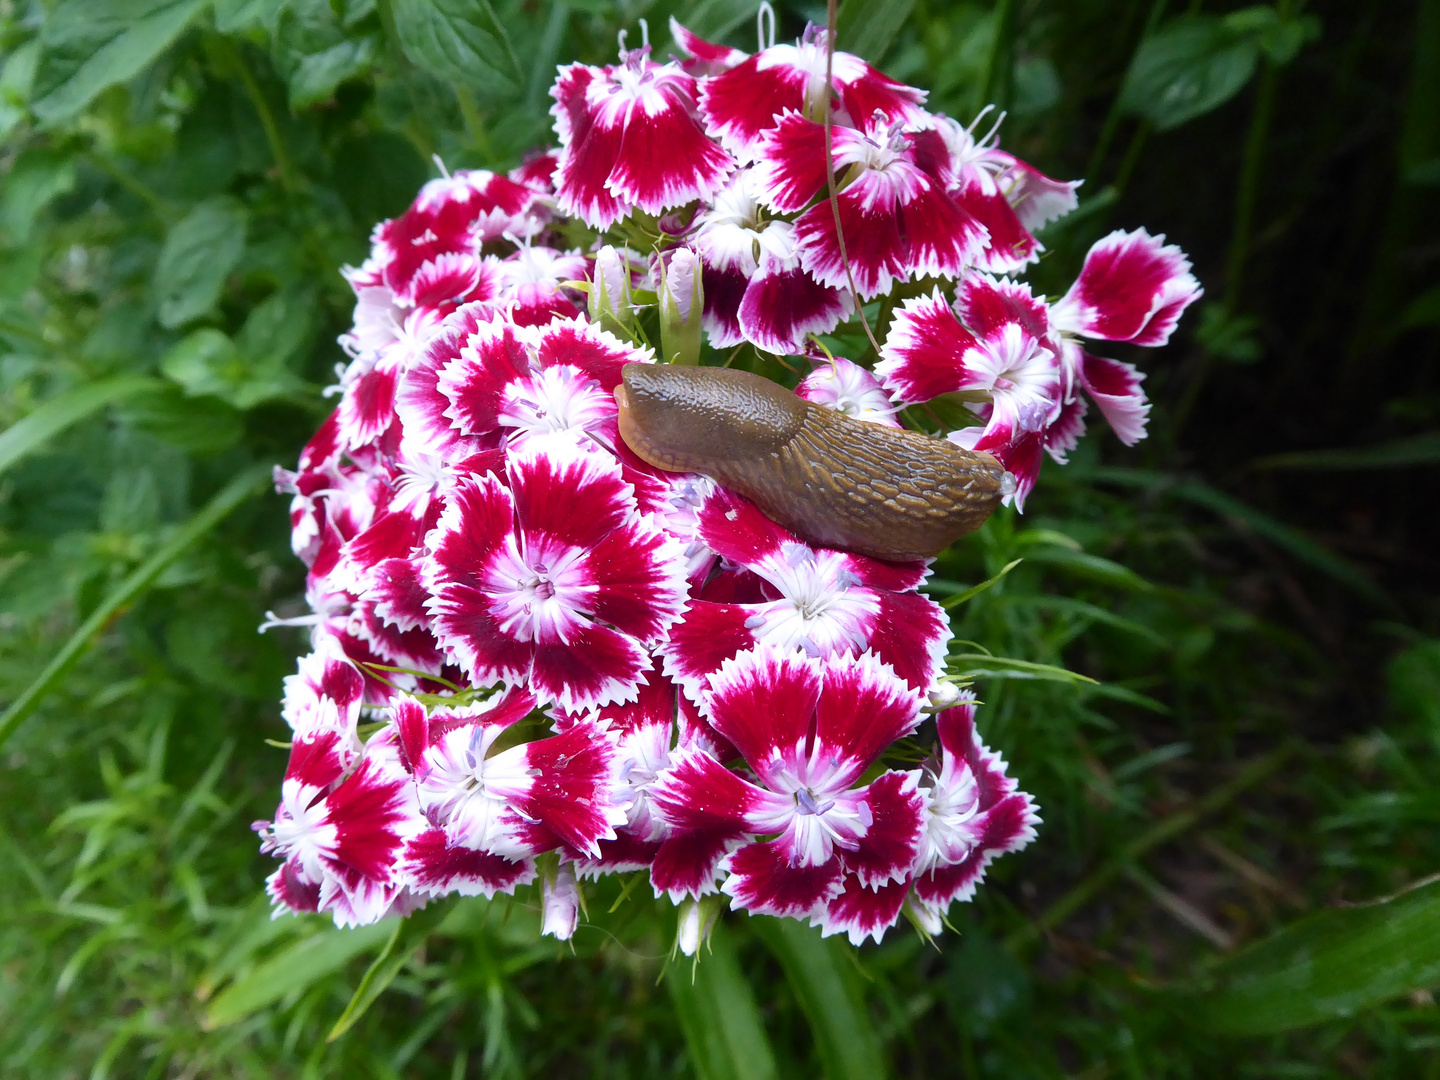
xmin=616 ymin=363 xmax=1007 ymax=562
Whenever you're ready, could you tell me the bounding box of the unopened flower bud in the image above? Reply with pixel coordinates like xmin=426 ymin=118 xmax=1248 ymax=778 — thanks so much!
xmin=675 ymin=896 xmax=721 ymax=956
xmin=926 ymin=680 xmax=963 ymax=711
xmin=541 ymin=861 xmax=581 ymax=941
xmin=589 ymin=244 xmax=635 ymax=338
xmin=657 ymin=247 xmax=704 ymax=365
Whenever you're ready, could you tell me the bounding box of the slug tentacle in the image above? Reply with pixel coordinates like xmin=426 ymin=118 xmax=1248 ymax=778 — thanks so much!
xmin=616 ymin=363 xmax=1005 ymax=562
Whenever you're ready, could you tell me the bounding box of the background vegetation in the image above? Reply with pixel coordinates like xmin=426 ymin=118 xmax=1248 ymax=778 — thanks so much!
xmin=1 ymin=0 xmax=1438 ymax=1076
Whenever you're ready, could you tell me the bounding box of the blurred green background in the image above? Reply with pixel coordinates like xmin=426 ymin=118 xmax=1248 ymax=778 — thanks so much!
xmin=1 ymin=0 xmax=1438 ymax=1076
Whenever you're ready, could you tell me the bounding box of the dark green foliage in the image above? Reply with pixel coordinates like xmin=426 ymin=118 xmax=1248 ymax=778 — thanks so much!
xmin=1 ymin=0 xmax=1437 ymax=1077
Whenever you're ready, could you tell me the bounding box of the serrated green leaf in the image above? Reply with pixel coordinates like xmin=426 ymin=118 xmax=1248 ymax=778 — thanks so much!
xmin=391 ymin=0 xmax=522 ymax=98
xmin=154 ymin=197 xmax=248 ymax=329
xmin=203 ymin=920 xmax=394 ymax=1028
xmin=1172 ymin=877 xmax=1440 ymax=1034
xmin=837 ymin=0 xmax=916 ymax=63
xmin=752 ymin=919 xmax=886 ymax=1080
xmin=667 ymin=922 xmax=778 ymax=1080
xmin=328 ymin=899 xmax=455 ymax=1041
xmin=31 ymin=0 xmax=207 ymax=123
xmin=1119 ymin=15 xmax=1259 ymax=131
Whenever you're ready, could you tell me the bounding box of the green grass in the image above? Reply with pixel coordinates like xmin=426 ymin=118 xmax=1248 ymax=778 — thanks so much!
xmin=2 ymin=0 xmax=1439 ymax=1077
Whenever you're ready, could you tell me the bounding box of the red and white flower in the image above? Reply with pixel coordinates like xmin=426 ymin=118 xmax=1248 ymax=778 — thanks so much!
xmin=651 ymin=648 xmax=925 ymax=923
xmin=432 ymin=315 xmax=650 ymax=453
xmin=796 ymin=354 xmax=901 ymax=427
xmin=551 ymin=49 xmax=734 ymax=230
xmin=393 ymin=693 xmax=625 ymax=863
xmin=422 ymin=437 xmax=689 ymax=712
xmin=256 ymin=729 xmax=420 ymax=926
xmin=692 ymin=168 xmax=852 ymax=353
xmin=877 ymin=277 xmax=1063 ymax=506
xmin=907 ymin=693 xmax=1040 ymax=933
xmin=754 ymin=111 xmax=989 ymax=300
xmin=699 ymin=26 xmax=926 ymax=161
xmin=661 ymin=487 xmax=950 ymax=704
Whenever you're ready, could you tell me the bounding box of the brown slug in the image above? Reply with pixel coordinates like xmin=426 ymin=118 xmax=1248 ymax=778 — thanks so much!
xmin=615 ymin=363 xmax=1012 ymax=562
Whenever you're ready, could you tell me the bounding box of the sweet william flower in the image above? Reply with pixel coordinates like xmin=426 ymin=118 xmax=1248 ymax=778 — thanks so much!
xmin=392 ymin=692 xmax=626 ymax=862
xmin=661 ymin=486 xmax=951 ymax=704
xmin=551 ymin=47 xmax=734 ymax=230
xmin=255 ymin=728 xmax=420 ymax=927
xmin=754 ymin=111 xmax=989 ymax=300
xmin=651 ymin=647 xmax=925 ymax=923
xmin=691 ymin=168 xmax=852 ymax=354
xmin=698 ymin=25 xmax=927 ymax=160
xmin=431 ymin=314 xmax=651 ymax=454
xmin=796 ymin=353 xmax=901 ymax=427
xmin=907 ymin=694 xmax=1039 ymax=933
xmin=421 ymin=435 xmax=690 ymax=712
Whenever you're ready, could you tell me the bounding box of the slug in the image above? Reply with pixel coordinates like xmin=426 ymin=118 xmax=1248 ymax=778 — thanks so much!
xmin=615 ymin=363 xmax=1012 ymax=562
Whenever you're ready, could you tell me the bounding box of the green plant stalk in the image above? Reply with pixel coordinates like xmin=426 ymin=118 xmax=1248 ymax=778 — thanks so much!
xmin=0 ymin=466 xmax=271 ymax=751
xmin=980 ymin=0 xmax=1015 ymax=113
xmin=1086 ymin=0 xmax=1171 ymax=186
xmin=1005 ymin=742 xmax=1295 ymax=951
xmin=211 ymin=36 xmax=295 ymax=193
xmin=1174 ymin=54 xmax=1281 ymax=433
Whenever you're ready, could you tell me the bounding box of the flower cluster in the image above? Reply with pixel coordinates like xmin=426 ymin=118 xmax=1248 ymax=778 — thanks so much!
xmin=258 ymin=15 xmax=1199 ymax=948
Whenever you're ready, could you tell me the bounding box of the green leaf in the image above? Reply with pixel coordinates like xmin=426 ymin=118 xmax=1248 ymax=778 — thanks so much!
xmin=0 ymin=466 xmax=270 ymax=751
xmin=1077 ymin=467 xmax=1391 ymax=607
xmin=0 ymin=149 xmax=77 ymax=245
xmin=274 ymin=1 xmax=383 ymax=109
xmin=31 ymin=0 xmax=208 ymax=123
xmin=0 ymin=375 xmax=162 ymax=478
xmin=667 ymin=922 xmax=778 ymax=1080
xmin=118 ymin=386 xmax=244 ymax=455
xmin=161 ymin=324 xmax=309 ymax=411
xmin=938 ymin=558 xmax=1022 ymax=609
xmin=1252 ymin=431 xmax=1440 ymax=471
xmin=751 ymin=919 xmax=887 ymax=1080
xmin=153 ymin=197 xmax=249 ymax=329
xmin=0 ymin=41 xmax=40 ymax=143
xmin=203 ymin=920 xmax=395 ymax=1029
xmin=328 ymin=899 xmax=455 ymax=1041
xmin=1388 ymin=639 xmax=1440 ymax=729
xmin=390 ymin=0 xmax=523 ymax=98
xmin=837 ymin=0 xmax=916 ymax=63
xmin=1173 ymin=877 xmax=1440 ymax=1035
xmin=948 ymin=653 xmax=1098 ymax=685
xmin=213 ymin=0 xmax=286 ymax=34
xmin=1119 ymin=15 xmax=1260 ymax=131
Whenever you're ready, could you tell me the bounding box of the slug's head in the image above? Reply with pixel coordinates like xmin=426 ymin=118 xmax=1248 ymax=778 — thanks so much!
xmin=616 ymin=363 xmax=807 ymax=473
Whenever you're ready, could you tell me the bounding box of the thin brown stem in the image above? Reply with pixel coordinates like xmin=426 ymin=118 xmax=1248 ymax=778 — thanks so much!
xmin=824 ymin=0 xmax=883 ymax=358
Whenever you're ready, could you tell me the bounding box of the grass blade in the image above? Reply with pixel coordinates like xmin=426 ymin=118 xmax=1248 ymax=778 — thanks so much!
xmin=666 ymin=921 xmax=778 ymax=1080
xmin=948 ymin=653 xmax=1098 ymax=685
xmin=938 ymin=558 xmax=1023 ymax=609
xmin=0 ymin=375 xmax=160 ymax=477
xmin=203 ymin=921 xmax=394 ymax=1029
xmin=1251 ymin=431 xmax=1440 ymax=470
xmin=0 ymin=465 xmax=270 ymax=751
xmin=1079 ymin=467 xmax=1390 ymax=607
xmin=751 ymin=918 xmax=887 ymax=1080
xmin=1172 ymin=876 xmax=1440 ymax=1035
xmin=328 ymin=898 xmax=455 ymax=1041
